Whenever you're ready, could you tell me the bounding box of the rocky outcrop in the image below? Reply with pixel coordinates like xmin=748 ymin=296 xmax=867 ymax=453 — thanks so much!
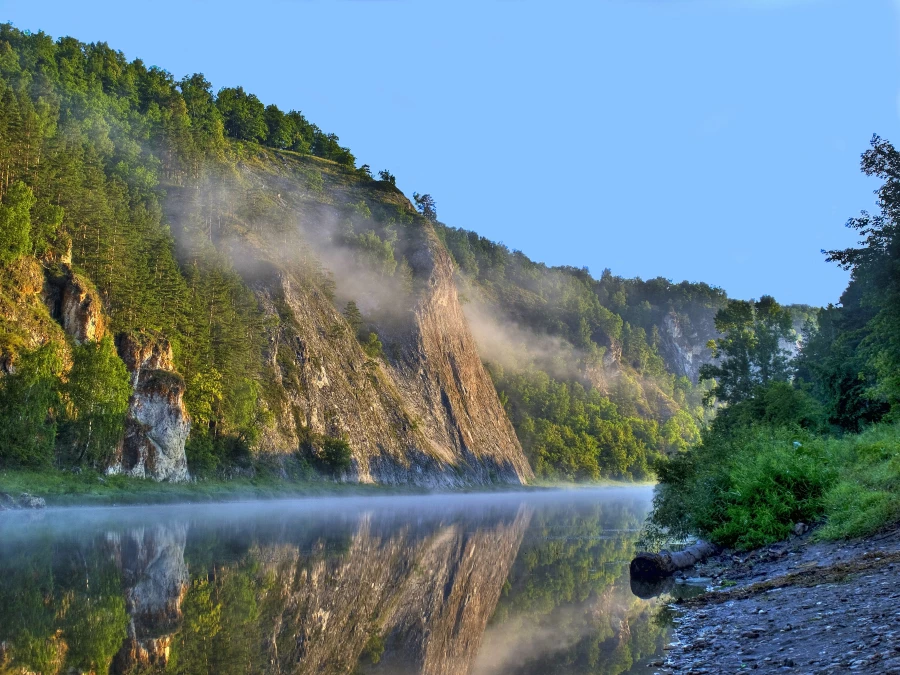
xmin=254 ymin=225 xmax=532 ymax=487
xmin=108 ymin=333 xmax=190 ymax=482
xmin=657 ymin=310 xmax=717 ymax=383
xmin=239 ymin=163 xmax=532 ymax=485
xmin=43 ymin=266 xmax=106 ymax=344
xmin=0 ymin=492 xmax=47 ymax=509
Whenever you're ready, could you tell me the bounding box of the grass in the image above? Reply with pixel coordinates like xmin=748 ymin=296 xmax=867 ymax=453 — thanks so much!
xmin=0 ymin=467 xmax=573 ymax=507
xmin=817 ymin=423 xmax=900 ymax=540
xmin=648 ymin=421 xmax=900 ymax=551
xmin=0 ymin=469 xmax=429 ymax=506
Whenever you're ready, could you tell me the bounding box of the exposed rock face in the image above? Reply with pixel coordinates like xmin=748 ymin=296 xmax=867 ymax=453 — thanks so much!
xmin=657 ymin=311 xmax=717 ymax=383
xmin=110 ymin=524 xmax=190 ymax=674
xmin=393 ymin=229 xmax=534 ymax=485
xmin=254 ymin=225 xmax=532 ymax=486
xmin=162 ymin=157 xmax=532 ymax=487
xmin=45 ymin=268 xmax=106 ymax=344
xmin=109 ymin=333 xmax=190 ymax=482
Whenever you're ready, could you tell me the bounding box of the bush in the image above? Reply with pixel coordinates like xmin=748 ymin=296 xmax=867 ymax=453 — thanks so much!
xmin=706 ymin=434 xmax=834 ymax=549
xmin=297 ymin=428 xmax=353 ymax=477
xmin=649 ymin=418 xmax=900 ymax=550
xmin=818 ymin=424 xmax=900 ymax=539
xmin=317 ymin=437 xmax=352 ymax=475
xmin=650 ymin=426 xmax=836 ymax=550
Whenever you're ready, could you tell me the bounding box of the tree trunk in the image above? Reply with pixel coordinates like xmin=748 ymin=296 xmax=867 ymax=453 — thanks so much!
xmin=630 ymin=540 xmax=718 ymax=581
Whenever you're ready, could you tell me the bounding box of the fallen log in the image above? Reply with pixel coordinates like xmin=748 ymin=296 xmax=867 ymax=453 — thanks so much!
xmin=630 ymin=540 xmax=718 ymax=581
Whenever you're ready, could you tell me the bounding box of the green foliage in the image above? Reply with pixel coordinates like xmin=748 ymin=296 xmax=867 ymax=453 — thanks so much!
xmin=700 ymin=296 xmax=795 ymax=406
xmin=362 ymin=632 xmax=385 ymax=665
xmin=344 ymin=300 xmax=363 ymax=335
xmin=818 ymin=423 xmax=900 ymax=539
xmin=0 ymin=180 xmax=35 ymax=264
xmin=361 ymin=332 xmax=384 ymax=359
xmin=216 ymin=86 xmax=267 ymax=142
xmin=0 ymin=343 xmax=64 ymax=467
xmin=316 ymin=436 xmax=353 ymax=475
xmin=413 ymin=192 xmax=437 ymax=221
xmin=60 ymin=335 xmax=132 ymax=466
xmin=491 ymin=364 xmax=671 ymax=481
xmin=650 ymin=422 xmax=835 ymax=550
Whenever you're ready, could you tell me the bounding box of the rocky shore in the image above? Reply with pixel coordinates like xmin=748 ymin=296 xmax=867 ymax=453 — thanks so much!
xmin=658 ymin=526 xmax=900 ymax=674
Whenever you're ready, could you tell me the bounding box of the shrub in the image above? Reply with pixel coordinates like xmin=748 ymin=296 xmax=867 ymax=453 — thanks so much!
xmin=818 ymin=424 xmax=900 ymax=539
xmin=649 ymin=426 xmax=836 ymax=550
xmin=317 ymin=437 xmax=352 ymax=475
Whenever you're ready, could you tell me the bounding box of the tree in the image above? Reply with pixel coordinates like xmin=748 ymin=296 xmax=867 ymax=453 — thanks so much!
xmin=0 ymin=343 xmax=63 ymax=467
xmin=343 ymin=301 xmax=363 ymax=337
xmin=700 ymin=296 xmax=794 ymax=406
xmin=378 ymin=169 xmax=396 ymax=186
xmin=413 ymin=192 xmax=437 ymax=221
xmin=215 ymin=86 xmax=267 ymax=142
xmin=824 ymin=135 xmax=900 ymax=415
xmin=62 ymin=336 xmax=132 ymax=466
xmin=263 ymin=104 xmax=291 ymax=149
xmin=0 ymin=180 xmax=35 ymax=264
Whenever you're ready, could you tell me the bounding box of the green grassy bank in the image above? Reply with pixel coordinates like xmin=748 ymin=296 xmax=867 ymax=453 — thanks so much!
xmin=647 ymin=421 xmax=900 ymax=550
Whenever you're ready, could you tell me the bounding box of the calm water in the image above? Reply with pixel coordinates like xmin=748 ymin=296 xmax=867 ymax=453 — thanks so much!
xmin=0 ymin=487 xmax=675 ymax=675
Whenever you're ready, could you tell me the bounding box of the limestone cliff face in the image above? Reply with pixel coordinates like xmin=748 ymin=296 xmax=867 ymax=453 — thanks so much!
xmin=226 ymin=158 xmax=532 ymax=487
xmin=253 ymin=225 xmax=531 ymax=486
xmin=657 ymin=310 xmax=717 ymax=383
xmin=108 ymin=333 xmax=190 ymax=482
xmin=43 ymin=266 xmax=107 ymax=344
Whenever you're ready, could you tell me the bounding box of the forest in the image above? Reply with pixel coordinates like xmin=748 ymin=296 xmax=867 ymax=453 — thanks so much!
xmin=3 ymin=21 xmax=896 ymax=527
xmin=647 ymin=135 xmax=900 ymax=548
xmin=0 ymin=23 xmax=741 ymax=484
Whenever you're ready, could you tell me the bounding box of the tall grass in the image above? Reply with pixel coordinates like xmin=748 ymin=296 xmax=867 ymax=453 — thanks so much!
xmin=648 ymin=422 xmax=900 ymax=550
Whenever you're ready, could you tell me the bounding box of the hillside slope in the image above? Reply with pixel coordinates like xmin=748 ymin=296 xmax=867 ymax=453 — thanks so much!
xmin=0 ymin=24 xmax=811 ymax=486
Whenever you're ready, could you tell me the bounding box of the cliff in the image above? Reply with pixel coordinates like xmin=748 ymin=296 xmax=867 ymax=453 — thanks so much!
xmin=109 ymin=333 xmax=191 ymax=482
xmin=162 ymin=151 xmax=532 ymax=486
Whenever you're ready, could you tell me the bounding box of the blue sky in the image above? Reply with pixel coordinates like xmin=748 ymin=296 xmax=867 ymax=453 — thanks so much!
xmin=3 ymin=0 xmax=898 ymax=305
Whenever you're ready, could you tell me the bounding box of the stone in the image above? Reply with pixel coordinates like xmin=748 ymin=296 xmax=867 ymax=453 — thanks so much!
xmin=793 ymin=523 xmax=809 ymax=536
xmin=18 ymin=493 xmax=46 ymax=509
xmin=108 ymin=333 xmax=190 ymax=482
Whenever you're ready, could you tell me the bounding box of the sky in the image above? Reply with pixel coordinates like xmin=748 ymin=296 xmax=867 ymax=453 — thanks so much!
xmin=3 ymin=0 xmax=898 ymax=306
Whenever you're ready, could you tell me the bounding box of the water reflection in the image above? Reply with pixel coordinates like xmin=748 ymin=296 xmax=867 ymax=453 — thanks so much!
xmin=0 ymin=489 xmax=666 ymax=674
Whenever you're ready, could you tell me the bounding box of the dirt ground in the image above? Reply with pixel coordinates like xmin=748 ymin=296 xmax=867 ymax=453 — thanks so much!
xmin=654 ymin=525 xmax=900 ymax=674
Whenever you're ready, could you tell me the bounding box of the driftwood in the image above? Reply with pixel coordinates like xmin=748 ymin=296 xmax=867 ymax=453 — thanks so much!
xmin=630 ymin=540 xmax=718 ymax=581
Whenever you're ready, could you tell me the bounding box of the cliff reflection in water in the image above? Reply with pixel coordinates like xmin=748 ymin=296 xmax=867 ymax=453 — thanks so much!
xmin=0 ymin=489 xmax=666 ymax=675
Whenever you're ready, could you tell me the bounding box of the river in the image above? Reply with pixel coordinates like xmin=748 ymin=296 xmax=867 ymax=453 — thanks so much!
xmin=0 ymin=487 xmax=674 ymax=674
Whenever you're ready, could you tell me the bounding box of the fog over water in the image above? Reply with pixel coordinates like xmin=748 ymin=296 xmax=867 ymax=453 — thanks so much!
xmin=0 ymin=488 xmax=674 ymax=675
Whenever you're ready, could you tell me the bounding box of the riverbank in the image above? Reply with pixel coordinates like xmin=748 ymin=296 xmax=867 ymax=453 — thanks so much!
xmin=0 ymin=469 xmax=434 ymax=507
xmin=659 ymin=525 xmax=900 ymax=673
xmin=0 ymin=469 xmax=642 ymax=507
